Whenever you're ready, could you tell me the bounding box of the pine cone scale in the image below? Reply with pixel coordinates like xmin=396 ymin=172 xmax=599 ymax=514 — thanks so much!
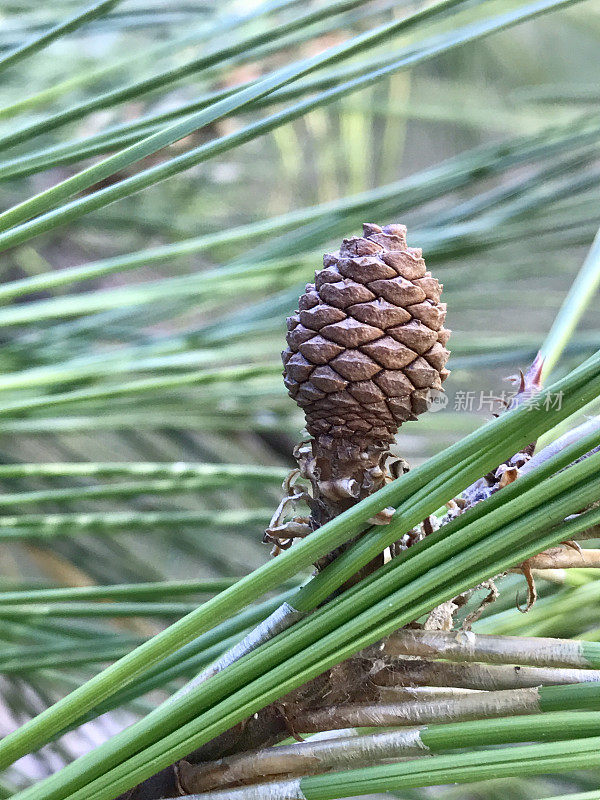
xmin=320 ymin=318 xmax=383 ymax=347
xmin=348 ymin=299 xmax=411 ymax=328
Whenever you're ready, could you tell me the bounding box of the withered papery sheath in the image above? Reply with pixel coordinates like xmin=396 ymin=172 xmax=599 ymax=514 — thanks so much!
xmin=282 ymin=223 xmax=450 ymax=527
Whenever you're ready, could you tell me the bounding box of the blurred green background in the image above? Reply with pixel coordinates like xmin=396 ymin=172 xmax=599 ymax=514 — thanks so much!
xmin=0 ymin=0 xmax=599 ymax=796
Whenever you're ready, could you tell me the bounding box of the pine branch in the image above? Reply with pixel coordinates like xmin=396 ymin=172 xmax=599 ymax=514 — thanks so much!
xmin=112 ymin=232 xmax=600 ymax=799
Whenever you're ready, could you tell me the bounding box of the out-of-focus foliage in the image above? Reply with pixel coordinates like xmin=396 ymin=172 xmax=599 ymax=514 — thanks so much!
xmin=0 ymin=0 xmax=598 ymax=797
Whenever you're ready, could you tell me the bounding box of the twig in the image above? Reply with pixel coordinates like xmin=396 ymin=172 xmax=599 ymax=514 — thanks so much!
xmin=288 ymin=686 xmax=542 ymax=732
xmin=519 ymin=416 xmax=600 ymax=477
xmin=169 ymin=602 xmax=307 ymax=703
xmin=177 ymin=728 xmax=430 ymax=792
xmin=383 ymin=629 xmax=596 ymax=668
xmin=374 ymin=686 xmax=477 ymax=699
xmin=371 ymin=658 xmax=600 ymax=692
xmin=176 ymin=781 xmax=304 ymax=799
xmin=520 ymin=416 xmax=600 ymax=476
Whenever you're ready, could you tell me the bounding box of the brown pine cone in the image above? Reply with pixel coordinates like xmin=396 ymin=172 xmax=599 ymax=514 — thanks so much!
xmin=283 ymin=223 xmax=450 ymax=446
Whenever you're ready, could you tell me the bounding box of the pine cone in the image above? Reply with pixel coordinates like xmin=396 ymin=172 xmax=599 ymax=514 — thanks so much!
xmin=283 ymin=223 xmax=450 ymax=445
